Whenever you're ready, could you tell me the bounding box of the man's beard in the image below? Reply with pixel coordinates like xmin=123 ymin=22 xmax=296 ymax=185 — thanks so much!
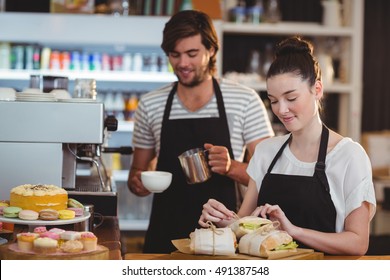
xmin=176 ymin=66 xmax=209 ymax=88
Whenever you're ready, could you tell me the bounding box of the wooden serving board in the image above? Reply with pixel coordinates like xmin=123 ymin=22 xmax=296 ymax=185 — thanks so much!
xmin=0 ymin=243 xmax=109 ymax=260
xmin=168 ymin=249 xmax=324 ymax=260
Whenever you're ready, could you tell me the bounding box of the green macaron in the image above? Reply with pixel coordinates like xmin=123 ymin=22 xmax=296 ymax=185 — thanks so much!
xmin=3 ymin=206 xmax=22 ymax=218
xmin=67 ymin=198 xmax=84 ymax=209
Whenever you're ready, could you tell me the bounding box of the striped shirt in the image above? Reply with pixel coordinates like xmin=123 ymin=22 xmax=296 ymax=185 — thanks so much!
xmin=132 ymin=78 xmax=274 ymax=161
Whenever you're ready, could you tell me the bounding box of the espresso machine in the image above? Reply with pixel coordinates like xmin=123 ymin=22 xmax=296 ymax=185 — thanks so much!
xmin=0 ymin=100 xmax=129 ymax=216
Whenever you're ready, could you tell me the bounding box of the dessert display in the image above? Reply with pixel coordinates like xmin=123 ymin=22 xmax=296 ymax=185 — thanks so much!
xmin=10 ymin=230 xmax=100 ymax=255
xmin=10 ymin=184 xmax=68 ymax=212
xmin=1 ymin=188 xmax=87 ymax=224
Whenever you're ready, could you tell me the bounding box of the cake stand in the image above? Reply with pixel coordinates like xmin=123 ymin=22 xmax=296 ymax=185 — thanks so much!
xmin=0 ymin=212 xmax=90 ymax=231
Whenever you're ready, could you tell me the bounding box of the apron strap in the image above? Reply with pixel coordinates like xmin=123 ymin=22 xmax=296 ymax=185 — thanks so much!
xmin=314 ymin=124 xmax=330 ymax=192
xmin=267 ymin=134 xmax=291 ymax=173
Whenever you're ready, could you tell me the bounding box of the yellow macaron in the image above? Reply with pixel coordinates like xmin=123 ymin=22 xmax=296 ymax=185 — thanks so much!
xmin=58 ymin=209 xmax=75 ymax=220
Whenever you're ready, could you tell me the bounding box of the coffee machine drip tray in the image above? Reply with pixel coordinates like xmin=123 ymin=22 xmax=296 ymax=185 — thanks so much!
xmin=71 ymin=175 xmax=117 ymax=194
xmin=66 ymin=175 xmax=118 ymax=216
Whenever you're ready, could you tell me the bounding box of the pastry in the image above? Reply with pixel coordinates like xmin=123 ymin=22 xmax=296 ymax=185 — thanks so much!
xmin=67 ymin=198 xmax=84 ymax=209
xmin=80 ymin=232 xmax=98 ymax=251
xmin=3 ymin=206 xmax=22 ymax=218
xmin=33 ymin=237 xmax=58 ymax=254
xmin=40 ymin=231 xmax=60 ymax=240
xmin=10 ymin=184 xmax=68 ymax=212
xmin=33 ymin=226 xmax=47 ymax=235
xmin=67 ymin=207 xmax=83 ymax=216
xmin=39 ymin=209 xmax=59 ymax=221
xmin=18 ymin=209 xmax=39 ymax=220
xmin=60 ymin=240 xmax=83 ymax=253
xmin=48 ymin=228 xmax=65 ymax=234
xmin=58 ymin=209 xmax=75 ymax=220
xmin=17 ymin=232 xmax=39 ymax=252
xmin=60 ymin=231 xmax=81 ymax=241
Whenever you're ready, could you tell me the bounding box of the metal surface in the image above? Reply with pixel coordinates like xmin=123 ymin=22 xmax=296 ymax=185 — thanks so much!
xmin=178 ymin=148 xmax=212 ymax=184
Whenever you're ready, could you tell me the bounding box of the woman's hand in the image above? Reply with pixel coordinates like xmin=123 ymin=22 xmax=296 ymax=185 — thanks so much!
xmin=199 ymin=199 xmax=235 ymax=228
xmin=204 ymin=143 xmax=231 ymax=175
xmin=251 ymin=203 xmax=297 ymax=234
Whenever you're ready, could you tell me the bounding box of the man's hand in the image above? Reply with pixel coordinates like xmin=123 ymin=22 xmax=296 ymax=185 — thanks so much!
xmin=204 ymin=143 xmax=231 ymax=175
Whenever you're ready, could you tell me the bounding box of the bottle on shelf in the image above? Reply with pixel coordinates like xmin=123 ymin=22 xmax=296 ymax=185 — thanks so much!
xmin=180 ymin=0 xmax=193 ymax=11
xmin=264 ymin=0 xmax=281 ymax=23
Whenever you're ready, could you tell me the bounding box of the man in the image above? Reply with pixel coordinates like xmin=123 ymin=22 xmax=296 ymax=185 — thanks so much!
xmin=127 ymin=10 xmax=274 ymax=253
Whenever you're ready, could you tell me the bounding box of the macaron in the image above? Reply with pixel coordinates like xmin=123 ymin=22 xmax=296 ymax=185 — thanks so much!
xmin=39 ymin=209 xmax=59 ymax=221
xmin=67 ymin=198 xmax=84 ymax=209
xmin=3 ymin=206 xmax=22 ymax=218
xmin=58 ymin=209 xmax=75 ymax=220
xmin=67 ymin=207 xmax=83 ymax=217
xmin=18 ymin=209 xmax=39 ymax=220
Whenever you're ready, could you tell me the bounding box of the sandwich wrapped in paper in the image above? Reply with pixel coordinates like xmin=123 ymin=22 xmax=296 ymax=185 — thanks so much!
xmin=238 ymin=222 xmax=298 ymax=258
xmin=190 ymin=225 xmax=237 ymax=256
xmin=172 ymin=222 xmax=237 ymax=256
xmin=229 ymin=215 xmax=272 ymax=239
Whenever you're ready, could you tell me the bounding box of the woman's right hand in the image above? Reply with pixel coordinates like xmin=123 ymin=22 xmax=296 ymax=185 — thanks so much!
xmin=128 ymin=170 xmax=151 ymax=197
xmin=198 ymin=199 xmax=235 ymax=228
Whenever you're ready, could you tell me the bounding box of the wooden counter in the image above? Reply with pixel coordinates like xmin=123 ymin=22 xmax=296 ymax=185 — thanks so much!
xmin=124 ymin=253 xmax=390 ymax=261
xmin=0 ymin=216 xmax=122 ymax=260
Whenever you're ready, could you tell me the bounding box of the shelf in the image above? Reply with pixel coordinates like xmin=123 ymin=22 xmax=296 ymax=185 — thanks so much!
xmin=119 ymin=219 xmax=149 ymax=231
xmin=0 ymin=69 xmax=176 ymax=83
xmin=0 ymin=13 xmax=170 ymax=46
xmin=222 ymin=22 xmax=354 ymax=37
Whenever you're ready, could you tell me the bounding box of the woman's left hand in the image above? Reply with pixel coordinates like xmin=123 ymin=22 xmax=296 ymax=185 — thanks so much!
xmin=204 ymin=143 xmax=231 ymax=175
xmin=251 ymin=203 xmax=296 ymax=234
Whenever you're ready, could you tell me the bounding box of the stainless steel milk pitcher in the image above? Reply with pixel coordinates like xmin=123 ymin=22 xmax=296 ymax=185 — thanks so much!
xmin=178 ymin=148 xmax=212 ymax=184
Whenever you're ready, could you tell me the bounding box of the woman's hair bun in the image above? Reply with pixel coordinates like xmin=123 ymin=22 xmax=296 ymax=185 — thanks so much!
xmin=275 ymin=36 xmax=313 ymax=58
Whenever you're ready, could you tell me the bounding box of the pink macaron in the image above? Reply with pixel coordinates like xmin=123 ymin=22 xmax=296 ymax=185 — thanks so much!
xmin=67 ymin=207 xmax=84 ymax=216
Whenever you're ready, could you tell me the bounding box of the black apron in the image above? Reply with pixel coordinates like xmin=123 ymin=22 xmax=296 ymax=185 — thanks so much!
xmin=143 ymin=78 xmax=236 ymax=253
xmin=257 ymin=125 xmax=336 ymax=248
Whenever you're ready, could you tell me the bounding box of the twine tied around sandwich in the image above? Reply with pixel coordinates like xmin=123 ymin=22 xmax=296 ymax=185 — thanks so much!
xmin=205 ymin=221 xmax=224 ymax=255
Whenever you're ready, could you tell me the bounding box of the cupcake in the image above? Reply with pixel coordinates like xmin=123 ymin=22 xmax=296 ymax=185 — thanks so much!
xmin=61 ymin=240 xmax=83 ymax=253
xmin=80 ymin=232 xmax=98 ymax=251
xmin=17 ymin=232 xmax=39 ymax=252
xmin=33 ymin=237 xmax=58 ymax=254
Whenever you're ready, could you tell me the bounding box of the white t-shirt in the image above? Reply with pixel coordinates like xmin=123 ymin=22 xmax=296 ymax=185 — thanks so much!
xmin=247 ymin=134 xmax=377 ymax=232
xmin=133 ymin=78 xmax=274 ymax=161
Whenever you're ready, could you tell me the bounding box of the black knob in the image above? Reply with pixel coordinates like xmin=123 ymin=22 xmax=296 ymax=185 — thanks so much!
xmin=104 ymin=115 xmax=118 ymax=131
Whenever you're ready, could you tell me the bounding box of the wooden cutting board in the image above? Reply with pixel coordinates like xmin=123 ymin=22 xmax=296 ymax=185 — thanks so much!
xmin=0 ymin=243 xmax=109 ymax=260
xmin=168 ymin=249 xmax=324 ymax=260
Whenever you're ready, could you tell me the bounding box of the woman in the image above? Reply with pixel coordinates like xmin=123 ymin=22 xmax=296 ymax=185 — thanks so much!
xmin=199 ymin=36 xmax=376 ymax=255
